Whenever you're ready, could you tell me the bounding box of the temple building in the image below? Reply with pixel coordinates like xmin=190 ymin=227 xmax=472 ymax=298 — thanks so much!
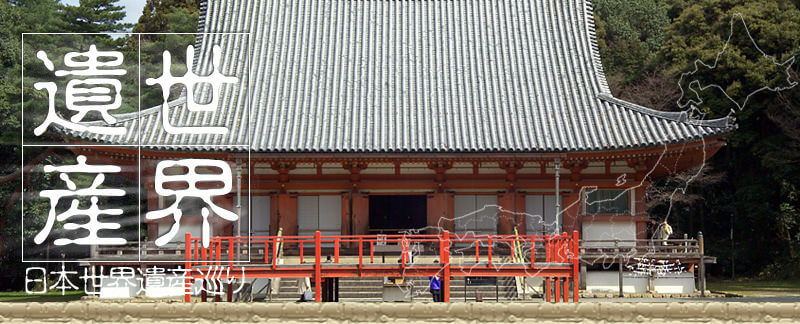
xmin=69 ymin=0 xmax=733 ymax=295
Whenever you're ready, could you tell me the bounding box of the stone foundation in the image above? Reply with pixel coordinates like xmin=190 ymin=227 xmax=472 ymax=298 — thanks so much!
xmin=0 ymin=302 xmax=798 ymax=323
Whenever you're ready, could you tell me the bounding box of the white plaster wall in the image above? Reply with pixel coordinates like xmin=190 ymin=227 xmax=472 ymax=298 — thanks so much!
xmin=525 ymin=195 xmax=561 ymax=235
xmin=144 ymin=274 xmax=187 ymax=298
xmin=100 ymin=275 xmax=206 ymax=299
xmin=251 ymin=196 xmax=270 ymax=237
xmin=298 ymin=195 xmax=341 ymax=247
xmin=582 ymin=221 xmax=636 ymax=247
xmin=99 ymin=275 xmax=142 ymax=299
xmin=297 ymin=196 xmax=320 ymax=237
xmin=586 ymin=271 xmax=648 ymax=294
xmin=318 ymin=195 xmax=342 ymax=236
xmin=454 ymin=195 xmax=498 ymax=235
xmin=653 ymin=272 xmax=696 ymax=294
xmin=586 ymin=271 xmax=696 ymax=294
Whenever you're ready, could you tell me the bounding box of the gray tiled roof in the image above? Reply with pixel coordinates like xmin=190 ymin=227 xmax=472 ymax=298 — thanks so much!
xmin=74 ymin=0 xmax=734 ymax=152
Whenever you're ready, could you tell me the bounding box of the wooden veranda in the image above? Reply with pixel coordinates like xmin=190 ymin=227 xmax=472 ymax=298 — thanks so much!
xmin=183 ymin=231 xmax=581 ymax=302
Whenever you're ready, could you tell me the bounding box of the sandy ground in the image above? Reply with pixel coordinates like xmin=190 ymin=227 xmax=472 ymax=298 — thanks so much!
xmin=1 ymin=300 xmax=799 ymax=323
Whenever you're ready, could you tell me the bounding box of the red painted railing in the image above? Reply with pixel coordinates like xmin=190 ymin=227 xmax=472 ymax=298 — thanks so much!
xmin=184 ymin=230 xmax=580 ymax=303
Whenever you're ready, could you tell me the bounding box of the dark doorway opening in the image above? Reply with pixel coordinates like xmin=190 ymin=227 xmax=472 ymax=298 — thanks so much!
xmin=368 ymin=195 xmax=427 ymax=234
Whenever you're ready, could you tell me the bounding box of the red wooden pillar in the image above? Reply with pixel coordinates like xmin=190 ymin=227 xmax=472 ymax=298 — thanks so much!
xmin=341 ymin=193 xmax=351 ymax=236
xmin=573 ymin=230 xmax=580 ymax=302
xmin=184 ymin=232 xmax=191 ymax=302
xmin=267 ymin=194 xmax=277 ymax=235
xmin=440 ymin=230 xmax=451 ymax=302
xmin=427 ymin=193 xmax=454 ymax=234
xmin=352 ymin=194 xmax=369 ymax=235
xmin=277 ymin=194 xmax=298 ymax=236
xmin=341 ymin=193 xmax=352 ymax=248
xmin=314 ymin=230 xmax=322 ymax=302
xmin=497 ymin=193 xmax=515 ymax=235
xmin=545 ymin=278 xmax=551 ymax=302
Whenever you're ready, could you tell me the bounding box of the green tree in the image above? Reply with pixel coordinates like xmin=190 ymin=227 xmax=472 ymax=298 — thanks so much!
xmin=1 ymin=0 xmax=142 ymax=290
xmin=0 ymin=0 xmax=70 ymax=289
xmin=593 ymin=0 xmax=678 ymax=112
xmin=133 ymin=0 xmax=198 ymax=35
xmin=594 ymin=0 xmax=670 ymax=82
xmin=60 ymin=0 xmax=131 ymax=33
xmin=127 ymin=0 xmax=199 ymax=110
xmin=659 ymin=0 xmax=800 ymax=278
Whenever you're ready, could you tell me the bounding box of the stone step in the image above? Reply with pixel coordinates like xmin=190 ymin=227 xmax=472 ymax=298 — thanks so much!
xmin=271 ymin=293 xmax=518 ymax=300
xmin=277 ymin=284 xmax=514 ymax=291
xmin=276 ymin=283 xmax=514 ymax=289
xmin=272 ymin=276 xmax=520 ymax=300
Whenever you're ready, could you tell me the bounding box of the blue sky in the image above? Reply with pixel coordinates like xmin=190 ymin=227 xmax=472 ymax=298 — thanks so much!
xmin=62 ymin=0 xmax=146 ymax=25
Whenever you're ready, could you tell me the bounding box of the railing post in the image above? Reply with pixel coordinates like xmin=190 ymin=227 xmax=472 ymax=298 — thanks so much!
xmin=699 ymin=231 xmax=706 ymax=297
xmin=358 ymin=237 xmax=363 ymax=270
xmin=545 ymin=277 xmax=551 ymax=302
xmin=184 ymin=233 xmax=192 ymax=302
xmin=475 ymin=241 xmax=480 ymax=263
xmin=556 ymin=236 xmax=560 ymax=262
xmin=683 ymin=233 xmax=688 ymax=253
xmin=272 ymin=237 xmax=278 ymax=269
xmin=510 ymin=239 xmax=516 ymax=262
xmin=264 ymin=240 xmax=274 ymax=264
xmin=201 ymin=241 xmax=208 ymax=266
xmin=214 ymin=242 xmax=222 ymax=303
xmin=562 ymin=232 xmax=568 ymax=262
xmin=487 ymin=237 xmax=493 ymax=267
xmin=315 ymin=231 xmax=322 ymax=302
xmin=443 ymin=230 xmax=451 ymax=302
xmin=531 ymin=236 xmax=536 ymax=268
xmin=228 ymin=238 xmax=234 ymax=268
xmin=572 ymin=230 xmax=580 ymax=302
xmin=617 ymin=240 xmax=623 ymax=297
xmin=545 ymin=237 xmax=551 ymax=262
xmin=227 ymin=238 xmax=233 ymax=302
xmin=439 ymin=232 xmax=445 ymax=263
xmin=401 ymin=235 xmax=407 ymax=266
xmin=334 ymin=237 xmax=340 ymax=263
xmin=216 ymin=239 xmax=222 ymax=266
